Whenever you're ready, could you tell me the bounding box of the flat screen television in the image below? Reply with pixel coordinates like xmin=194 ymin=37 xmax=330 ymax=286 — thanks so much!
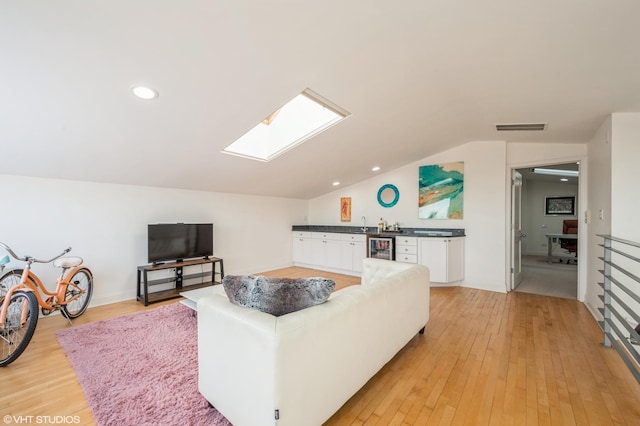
xmin=147 ymin=223 xmax=213 ymax=264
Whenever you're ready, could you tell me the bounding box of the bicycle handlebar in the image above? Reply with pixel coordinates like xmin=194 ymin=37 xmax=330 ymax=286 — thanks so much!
xmin=0 ymin=241 xmax=72 ymax=264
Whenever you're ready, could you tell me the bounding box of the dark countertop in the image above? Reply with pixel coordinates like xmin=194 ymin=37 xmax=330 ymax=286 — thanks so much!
xmin=292 ymin=225 xmax=465 ymax=237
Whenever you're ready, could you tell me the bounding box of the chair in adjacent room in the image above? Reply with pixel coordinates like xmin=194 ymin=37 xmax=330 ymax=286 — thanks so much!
xmin=560 ymin=219 xmax=578 ymax=263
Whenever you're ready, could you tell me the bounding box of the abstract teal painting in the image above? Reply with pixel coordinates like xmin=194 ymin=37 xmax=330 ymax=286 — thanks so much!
xmin=418 ymin=162 xmax=464 ymax=219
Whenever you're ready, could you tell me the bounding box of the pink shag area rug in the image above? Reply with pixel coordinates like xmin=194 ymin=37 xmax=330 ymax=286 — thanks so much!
xmin=56 ymin=303 xmax=231 ymax=426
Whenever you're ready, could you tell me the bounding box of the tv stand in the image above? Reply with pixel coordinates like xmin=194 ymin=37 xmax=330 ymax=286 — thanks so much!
xmin=136 ymin=257 xmax=224 ymax=306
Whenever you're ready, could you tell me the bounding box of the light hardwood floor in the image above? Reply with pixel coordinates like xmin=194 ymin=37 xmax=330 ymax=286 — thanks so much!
xmin=2 ymin=267 xmax=640 ymax=425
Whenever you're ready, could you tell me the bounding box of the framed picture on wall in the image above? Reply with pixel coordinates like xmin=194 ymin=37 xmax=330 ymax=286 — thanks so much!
xmin=340 ymin=197 xmax=351 ymax=222
xmin=418 ymin=162 xmax=464 ymax=219
xmin=545 ymin=196 xmax=575 ymax=216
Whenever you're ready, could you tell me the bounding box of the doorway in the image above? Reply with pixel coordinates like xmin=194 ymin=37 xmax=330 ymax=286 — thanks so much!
xmin=510 ymin=162 xmax=579 ymax=299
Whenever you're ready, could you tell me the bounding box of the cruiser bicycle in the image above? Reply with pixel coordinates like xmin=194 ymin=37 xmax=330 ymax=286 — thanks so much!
xmin=0 ymin=242 xmax=93 ymax=366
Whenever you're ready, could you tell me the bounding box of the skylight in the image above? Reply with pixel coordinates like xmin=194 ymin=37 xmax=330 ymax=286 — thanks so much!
xmin=222 ymin=89 xmax=349 ymax=162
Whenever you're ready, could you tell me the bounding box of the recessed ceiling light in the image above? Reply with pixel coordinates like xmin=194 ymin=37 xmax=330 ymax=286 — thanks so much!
xmin=560 ymin=178 xmax=569 ymax=182
xmin=332 ymin=181 xmax=340 ymax=186
xmin=131 ymin=85 xmax=159 ymax=100
xmin=372 ymin=166 xmax=381 ymax=172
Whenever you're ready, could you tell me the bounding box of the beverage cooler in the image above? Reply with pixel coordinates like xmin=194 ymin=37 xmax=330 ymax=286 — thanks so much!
xmin=368 ymin=236 xmax=395 ymax=260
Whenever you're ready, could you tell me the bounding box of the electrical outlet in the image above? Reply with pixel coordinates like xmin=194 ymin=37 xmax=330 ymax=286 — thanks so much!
xmin=599 ymin=209 xmax=604 ymax=220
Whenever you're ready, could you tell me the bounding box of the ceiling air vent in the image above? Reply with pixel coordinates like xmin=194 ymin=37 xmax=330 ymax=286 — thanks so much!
xmin=495 ymin=123 xmax=546 ymax=131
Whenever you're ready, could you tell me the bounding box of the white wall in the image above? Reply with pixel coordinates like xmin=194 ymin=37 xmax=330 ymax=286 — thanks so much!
xmin=585 ymin=118 xmax=612 ymax=316
xmin=0 ymin=175 xmax=307 ymax=306
xmin=583 ymin=113 xmax=640 ymax=323
xmin=0 ymin=133 xmax=610 ymax=309
xmin=608 ymin=114 xmax=640 ymax=332
xmin=611 ymin=113 xmax=640 ymax=241
xmin=506 ymin=143 xmax=587 ymax=166
xmin=520 ymin=179 xmax=578 ymax=256
xmin=309 ymin=140 xmax=509 ymax=293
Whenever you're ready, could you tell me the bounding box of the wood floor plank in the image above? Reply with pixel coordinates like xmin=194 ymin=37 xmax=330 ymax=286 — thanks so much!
xmin=3 ymin=267 xmax=640 ymax=425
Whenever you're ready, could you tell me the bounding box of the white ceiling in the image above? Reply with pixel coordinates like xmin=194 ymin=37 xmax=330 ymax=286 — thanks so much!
xmin=1 ymin=1 xmax=639 ymax=199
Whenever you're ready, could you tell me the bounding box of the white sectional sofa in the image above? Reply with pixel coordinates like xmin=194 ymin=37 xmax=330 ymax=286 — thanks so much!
xmin=197 ymin=258 xmax=430 ymax=426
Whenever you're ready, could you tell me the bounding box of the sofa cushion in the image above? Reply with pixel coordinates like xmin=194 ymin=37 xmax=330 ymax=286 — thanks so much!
xmin=222 ymin=275 xmax=336 ymax=316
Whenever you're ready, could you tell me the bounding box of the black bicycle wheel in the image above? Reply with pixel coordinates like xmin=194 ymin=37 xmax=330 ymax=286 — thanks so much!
xmin=62 ymin=268 xmax=93 ymax=319
xmin=0 ymin=269 xmax=24 ymax=298
xmin=0 ymin=290 xmax=39 ymax=367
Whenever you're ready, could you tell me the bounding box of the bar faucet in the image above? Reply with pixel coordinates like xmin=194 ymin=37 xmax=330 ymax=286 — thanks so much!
xmin=361 ymin=216 xmax=367 ymax=233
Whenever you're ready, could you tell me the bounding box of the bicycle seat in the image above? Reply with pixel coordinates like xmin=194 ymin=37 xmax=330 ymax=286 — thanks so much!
xmin=53 ymin=257 xmax=83 ymax=268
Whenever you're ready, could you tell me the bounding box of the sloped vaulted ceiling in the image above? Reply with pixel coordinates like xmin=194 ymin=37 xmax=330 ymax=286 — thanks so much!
xmin=1 ymin=1 xmax=639 ymax=199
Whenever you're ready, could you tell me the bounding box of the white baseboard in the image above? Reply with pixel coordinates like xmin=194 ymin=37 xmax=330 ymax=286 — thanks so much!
xmin=90 ymin=292 xmax=138 ymax=308
xmin=292 ymin=262 xmax=361 ymax=277
xmin=584 ymin=299 xmax=603 ymax=322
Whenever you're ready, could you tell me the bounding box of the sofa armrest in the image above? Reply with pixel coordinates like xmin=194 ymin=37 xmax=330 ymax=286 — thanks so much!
xmin=197 ymin=294 xmax=277 ymax=426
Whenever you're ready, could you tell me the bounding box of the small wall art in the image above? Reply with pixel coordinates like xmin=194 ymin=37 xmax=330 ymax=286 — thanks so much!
xmin=340 ymin=197 xmax=351 ymax=222
xmin=545 ymin=196 xmax=575 ymax=216
xmin=418 ymin=162 xmax=464 ymax=219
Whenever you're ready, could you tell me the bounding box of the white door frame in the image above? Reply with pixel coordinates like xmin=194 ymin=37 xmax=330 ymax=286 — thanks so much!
xmin=511 ymin=170 xmax=523 ymax=290
xmin=505 ymin=157 xmax=587 ymax=301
